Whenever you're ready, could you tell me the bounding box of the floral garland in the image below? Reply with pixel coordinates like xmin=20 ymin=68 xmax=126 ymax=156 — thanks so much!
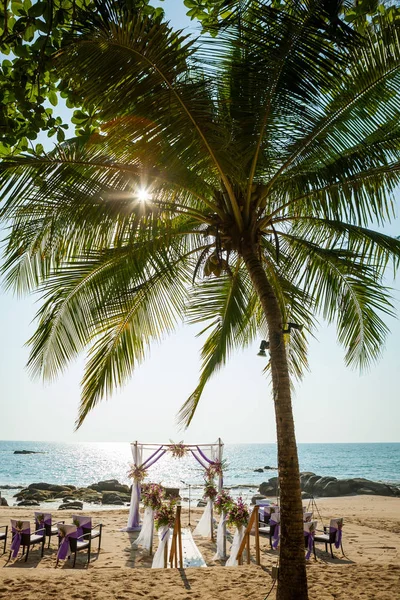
xmin=214 ymin=489 xmax=233 ymax=515
xmin=154 ymin=498 xmax=177 ymax=530
xmin=227 ymin=497 xmax=249 ymax=528
xmin=168 ymin=440 xmax=188 ymax=459
xmin=128 ymin=464 xmax=148 ymax=482
xmin=142 ymin=483 xmax=165 ymax=511
xmin=203 ymin=480 xmax=218 ymax=501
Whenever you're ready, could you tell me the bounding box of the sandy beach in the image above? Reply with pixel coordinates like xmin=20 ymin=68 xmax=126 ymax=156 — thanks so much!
xmin=0 ymin=495 xmax=399 ymax=599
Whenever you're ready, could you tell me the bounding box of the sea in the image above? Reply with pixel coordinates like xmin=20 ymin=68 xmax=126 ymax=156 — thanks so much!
xmin=1 ymin=441 xmax=399 ymax=509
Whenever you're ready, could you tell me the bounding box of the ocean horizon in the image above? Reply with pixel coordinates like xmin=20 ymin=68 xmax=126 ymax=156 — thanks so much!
xmin=1 ymin=440 xmax=399 ymax=509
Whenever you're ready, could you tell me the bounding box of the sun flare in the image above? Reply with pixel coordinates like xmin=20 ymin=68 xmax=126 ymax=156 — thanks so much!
xmin=137 ymin=188 xmax=151 ymax=202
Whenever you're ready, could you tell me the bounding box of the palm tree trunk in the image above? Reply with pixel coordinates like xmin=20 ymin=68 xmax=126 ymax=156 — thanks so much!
xmin=241 ymin=243 xmax=308 ymax=600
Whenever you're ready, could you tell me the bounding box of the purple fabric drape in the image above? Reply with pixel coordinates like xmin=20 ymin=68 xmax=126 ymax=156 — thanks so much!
xmin=305 ymin=531 xmax=314 ymax=560
xmin=190 ymin=450 xmax=208 ymax=470
xmin=270 ymin=519 xmax=280 ymax=550
xmin=330 ymin=525 xmax=342 ymax=549
xmin=10 ymin=527 xmax=30 ymax=558
xmin=143 ymin=449 xmax=167 ymax=469
xmin=57 ymin=530 xmax=77 ymax=561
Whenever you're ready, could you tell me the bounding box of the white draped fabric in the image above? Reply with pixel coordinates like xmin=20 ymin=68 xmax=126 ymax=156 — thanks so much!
xmin=225 ymin=525 xmax=245 ymax=567
xmin=193 ymin=497 xmax=214 ymax=538
xmin=133 ymin=507 xmax=154 ymax=551
xmin=125 ymin=442 xmax=143 ymax=531
xmin=151 ymin=526 xmax=170 ymax=568
xmin=213 ymin=513 xmax=226 ymax=560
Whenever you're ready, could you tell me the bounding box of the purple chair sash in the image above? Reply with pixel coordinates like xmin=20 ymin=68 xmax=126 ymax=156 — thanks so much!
xmin=270 ymin=519 xmax=280 ymax=550
xmin=10 ymin=527 xmax=30 ymax=558
xmin=57 ymin=530 xmax=77 ymax=561
xmin=330 ymin=525 xmax=342 ymax=549
xmin=304 ymin=531 xmax=315 ymax=560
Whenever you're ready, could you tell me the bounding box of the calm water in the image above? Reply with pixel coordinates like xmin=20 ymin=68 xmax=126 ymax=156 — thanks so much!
xmin=1 ymin=441 xmax=399 ymax=507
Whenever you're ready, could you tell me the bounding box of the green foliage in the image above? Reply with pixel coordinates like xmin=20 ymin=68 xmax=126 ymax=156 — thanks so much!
xmin=0 ymin=0 xmax=164 ymax=155
xmin=1 ymin=1 xmax=400 ymax=432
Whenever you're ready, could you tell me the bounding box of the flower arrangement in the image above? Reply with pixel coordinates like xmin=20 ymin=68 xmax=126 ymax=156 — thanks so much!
xmin=203 ymin=480 xmax=218 ymax=501
xmin=142 ymin=483 xmax=165 ymax=511
xmin=168 ymin=440 xmax=188 ymax=459
xmin=36 ymin=514 xmax=45 ymax=525
xmin=205 ymin=460 xmax=226 ymax=479
xmin=154 ymin=498 xmax=177 ymax=530
xmin=128 ymin=464 xmax=148 ymax=482
xmin=227 ymin=497 xmax=249 ymax=528
xmin=58 ymin=526 xmax=67 ymax=539
xmin=214 ymin=489 xmax=233 ymax=515
xmin=15 ymin=520 xmax=24 ymax=532
xmin=73 ymin=518 xmax=81 ymax=528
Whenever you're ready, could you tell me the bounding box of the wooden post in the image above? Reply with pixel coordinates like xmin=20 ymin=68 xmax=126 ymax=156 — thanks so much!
xmin=236 ymin=506 xmax=260 ymax=566
xmin=254 ymin=506 xmax=260 ymax=566
xmin=164 ymin=539 xmax=168 ymax=568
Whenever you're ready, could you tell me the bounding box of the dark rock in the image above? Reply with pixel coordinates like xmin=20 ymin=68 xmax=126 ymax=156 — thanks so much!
xmin=254 ymin=468 xmax=264 ymax=473
xmin=102 ymin=492 xmax=130 ymax=505
xmin=89 ymin=480 xmax=128 ymax=493
xmin=0 ymin=485 xmax=22 ymax=489
xmin=27 ymin=483 xmax=76 ymax=492
xmin=299 ymin=472 xmax=400 ymax=498
xmin=14 ymin=450 xmax=43 ymax=454
xmin=251 ymin=494 xmax=267 ymax=505
xmin=268 ymin=477 xmax=279 ymax=486
xmin=259 ymin=482 xmax=277 ymax=496
xmin=264 ymin=466 xmax=277 ymax=470
xmin=17 ymin=499 xmax=40 ymax=506
xmin=58 ymin=501 xmax=83 ymax=510
xmin=197 ymin=500 xmax=207 ymax=507
xmin=0 ymin=497 xmax=8 ymax=506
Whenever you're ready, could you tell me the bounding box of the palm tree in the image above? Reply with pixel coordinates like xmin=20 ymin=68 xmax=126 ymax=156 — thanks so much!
xmin=2 ymin=2 xmax=400 ymax=598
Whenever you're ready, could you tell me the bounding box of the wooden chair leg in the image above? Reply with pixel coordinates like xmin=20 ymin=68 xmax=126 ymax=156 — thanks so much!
xmin=73 ymin=551 xmax=77 ymax=568
xmin=48 ymin=536 xmax=51 ymax=549
xmin=330 ymin=543 xmax=334 ymax=559
xmin=25 ymin=545 xmax=30 ymax=562
xmin=98 ymin=533 xmax=101 ymax=553
xmin=88 ymin=540 xmax=91 ymax=565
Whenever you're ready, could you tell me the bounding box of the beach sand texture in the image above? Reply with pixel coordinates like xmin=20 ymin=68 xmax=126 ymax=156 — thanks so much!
xmin=0 ymin=496 xmax=399 ymax=599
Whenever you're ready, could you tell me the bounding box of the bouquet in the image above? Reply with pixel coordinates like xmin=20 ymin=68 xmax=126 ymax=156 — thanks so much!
xmin=169 ymin=441 xmax=188 ymax=459
xmin=36 ymin=514 xmax=45 ymax=525
xmin=205 ymin=460 xmax=226 ymax=479
xmin=203 ymin=480 xmax=218 ymax=501
xmin=154 ymin=498 xmax=177 ymax=530
xmin=128 ymin=464 xmax=148 ymax=482
xmin=142 ymin=483 xmax=165 ymax=511
xmin=214 ymin=489 xmax=233 ymax=515
xmin=227 ymin=497 xmax=249 ymax=528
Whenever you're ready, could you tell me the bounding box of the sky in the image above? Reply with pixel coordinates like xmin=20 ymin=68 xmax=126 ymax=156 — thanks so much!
xmin=0 ymin=1 xmax=399 ymax=445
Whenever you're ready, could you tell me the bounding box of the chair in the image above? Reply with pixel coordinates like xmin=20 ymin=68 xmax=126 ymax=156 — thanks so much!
xmin=71 ymin=515 xmax=103 ymax=554
xmin=56 ymin=524 xmax=91 ymax=568
xmin=34 ymin=512 xmax=64 ymax=548
xmin=303 ymin=511 xmax=313 ymax=522
xmin=269 ymin=507 xmax=280 ymax=549
xmin=304 ymin=520 xmax=318 ymax=560
xmin=9 ymin=519 xmax=45 ymax=562
xmin=0 ymin=525 xmax=8 ymax=554
xmin=314 ymin=518 xmax=344 ymax=558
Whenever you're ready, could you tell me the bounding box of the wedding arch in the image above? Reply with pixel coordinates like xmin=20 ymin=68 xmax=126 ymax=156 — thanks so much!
xmin=126 ymin=439 xmax=224 ymax=531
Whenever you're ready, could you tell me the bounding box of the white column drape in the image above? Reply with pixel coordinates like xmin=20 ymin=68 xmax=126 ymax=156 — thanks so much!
xmin=125 ymin=442 xmax=143 ymax=531
xmin=133 ymin=507 xmax=154 ymax=551
xmin=151 ymin=526 xmax=170 ymax=568
xmin=225 ymin=525 xmax=245 ymax=567
xmin=193 ymin=497 xmax=213 ymax=538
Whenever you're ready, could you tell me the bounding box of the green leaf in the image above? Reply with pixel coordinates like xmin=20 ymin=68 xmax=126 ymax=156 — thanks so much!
xmin=48 ymin=90 xmax=58 ymax=106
